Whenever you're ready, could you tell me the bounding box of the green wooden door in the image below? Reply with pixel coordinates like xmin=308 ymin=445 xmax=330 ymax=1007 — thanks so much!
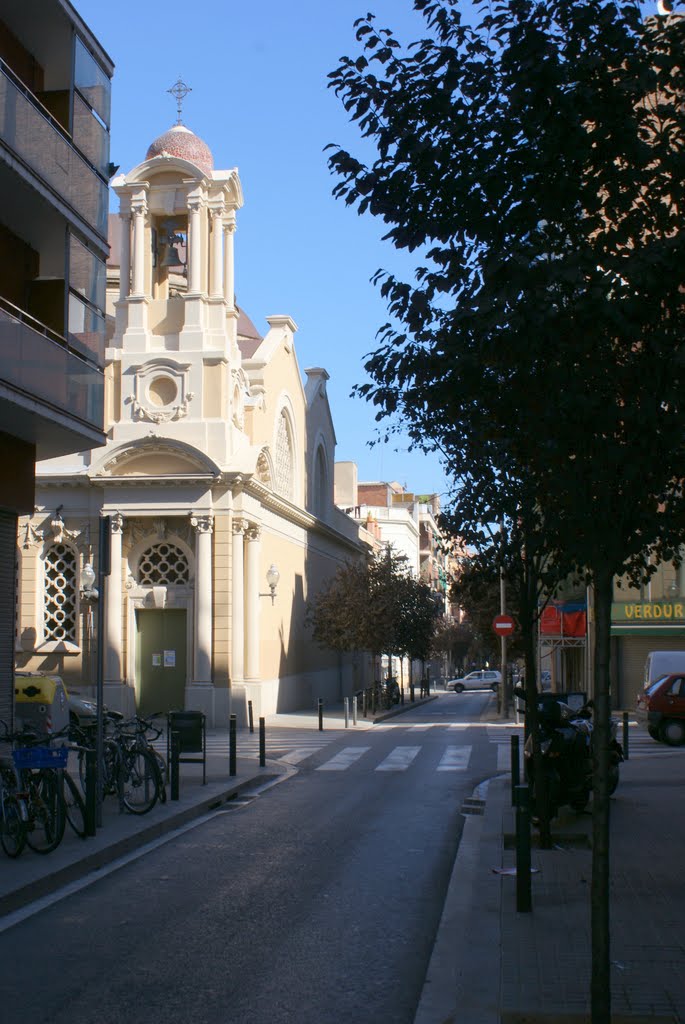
xmin=136 ymin=609 xmax=187 ymax=716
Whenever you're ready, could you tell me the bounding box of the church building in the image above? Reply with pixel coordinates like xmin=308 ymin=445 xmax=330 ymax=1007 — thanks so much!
xmin=14 ymin=114 xmax=371 ymax=725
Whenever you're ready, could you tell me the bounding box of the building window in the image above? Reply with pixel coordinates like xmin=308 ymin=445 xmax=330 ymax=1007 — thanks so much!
xmin=314 ymin=444 xmax=328 ymax=518
xmin=137 ymin=543 xmax=189 ymax=586
xmin=43 ymin=544 xmax=77 ymax=643
xmin=274 ymin=410 xmax=294 ymax=500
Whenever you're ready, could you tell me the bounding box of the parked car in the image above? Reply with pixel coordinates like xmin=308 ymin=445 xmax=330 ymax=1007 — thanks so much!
xmin=635 ymin=673 xmax=685 ymax=746
xmin=447 ymin=670 xmax=502 ymax=693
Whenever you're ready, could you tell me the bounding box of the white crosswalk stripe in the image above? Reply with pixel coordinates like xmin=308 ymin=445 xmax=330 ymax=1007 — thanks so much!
xmin=316 ymin=747 xmax=371 ymax=771
xmin=437 ymin=745 xmax=472 ymax=771
xmin=376 ymin=746 xmax=421 ymax=772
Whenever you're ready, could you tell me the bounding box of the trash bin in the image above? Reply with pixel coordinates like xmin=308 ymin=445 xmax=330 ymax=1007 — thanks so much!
xmin=167 ymin=710 xmax=206 ymax=784
xmin=14 ymin=672 xmax=70 ymax=737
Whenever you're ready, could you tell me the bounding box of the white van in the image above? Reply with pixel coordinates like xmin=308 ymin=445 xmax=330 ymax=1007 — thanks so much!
xmin=643 ymin=651 xmax=685 ymax=689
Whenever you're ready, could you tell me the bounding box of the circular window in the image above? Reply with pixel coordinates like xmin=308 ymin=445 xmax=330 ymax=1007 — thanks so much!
xmin=148 ymin=376 xmax=178 ymax=408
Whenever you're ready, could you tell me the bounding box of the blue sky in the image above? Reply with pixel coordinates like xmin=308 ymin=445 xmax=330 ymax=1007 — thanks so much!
xmin=73 ymin=0 xmax=453 ymax=497
xmin=74 ymin=0 xmax=663 ymax=497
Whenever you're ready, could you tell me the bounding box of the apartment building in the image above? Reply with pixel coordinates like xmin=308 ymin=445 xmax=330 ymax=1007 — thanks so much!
xmin=0 ymin=0 xmax=113 ymax=722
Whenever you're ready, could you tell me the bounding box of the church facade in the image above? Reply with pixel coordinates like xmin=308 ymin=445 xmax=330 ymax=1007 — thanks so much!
xmin=14 ymin=120 xmax=371 ymax=725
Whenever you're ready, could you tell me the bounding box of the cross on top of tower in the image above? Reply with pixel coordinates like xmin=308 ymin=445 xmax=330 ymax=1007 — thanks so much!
xmin=167 ymin=77 xmax=192 ymax=125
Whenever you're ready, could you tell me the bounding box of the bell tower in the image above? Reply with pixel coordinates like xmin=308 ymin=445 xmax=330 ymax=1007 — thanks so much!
xmin=107 ymin=83 xmax=246 ymax=463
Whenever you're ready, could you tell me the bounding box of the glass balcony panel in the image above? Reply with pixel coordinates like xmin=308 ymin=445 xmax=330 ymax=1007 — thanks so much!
xmin=74 ymin=38 xmax=111 ymax=128
xmin=69 ymin=235 xmax=106 ymax=312
xmin=0 ymin=304 xmax=104 ymax=430
xmin=72 ymin=93 xmax=109 ymax=178
xmin=68 ymin=292 xmax=105 ymax=363
xmin=0 ymin=65 xmax=108 ymax=238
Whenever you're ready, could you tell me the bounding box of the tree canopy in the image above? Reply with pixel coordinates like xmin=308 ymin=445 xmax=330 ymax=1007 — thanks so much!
xmin=327 ymin=4 xmax=685 ymax=1018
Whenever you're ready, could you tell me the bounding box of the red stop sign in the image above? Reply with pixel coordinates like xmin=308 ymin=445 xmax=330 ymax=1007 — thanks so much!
xmin=492 ymin=613 xmax=516 ymax=636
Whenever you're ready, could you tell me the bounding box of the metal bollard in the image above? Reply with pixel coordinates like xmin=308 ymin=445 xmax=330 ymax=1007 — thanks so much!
xmin=363 ymin=689 xmax=368 ymax=719
xmin=515 ymin=784 xmax=532 ymax=913
xmin=344 ymin=697 xmax=349 ymax=728
xmin=318 ymin=698 xmax=323 ymax=731
xmin=259 ymin=717 xmax=266 ymax=767
xmin=248 ymin=700 xmax=254 ymax=734
xmin=352 ymin=695 xmax=358 ymax=726
xmin=84 ymin=747 xmax=97 ymax=836
xmin=511 ymin=734 xmax=520 ymax=806
xmin=170 ymin=730 xmax=180 ymax=800
xmin=229 ymin=713 xmax=237 ymax=777
xmin=622 ymin=711 xmax=629 ymax=760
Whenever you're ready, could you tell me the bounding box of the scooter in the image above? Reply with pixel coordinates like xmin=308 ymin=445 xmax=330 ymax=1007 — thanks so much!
xmin=515 ymin=687 xmax=623 ymax=819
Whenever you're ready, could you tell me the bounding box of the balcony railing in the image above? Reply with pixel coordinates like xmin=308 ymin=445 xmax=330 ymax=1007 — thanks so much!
xmin=0 ymin=61 xmax=108 ymax=239
xmin=0 ymin=299 xmax=104 ymax=433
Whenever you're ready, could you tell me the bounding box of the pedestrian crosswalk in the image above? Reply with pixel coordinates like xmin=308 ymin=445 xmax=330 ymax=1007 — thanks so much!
xmin=156 ymin=722 xmax=684 ymax=779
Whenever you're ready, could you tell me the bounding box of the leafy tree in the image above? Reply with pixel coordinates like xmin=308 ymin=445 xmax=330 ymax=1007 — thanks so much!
xmin=328 ymin=4 xmax=685 ymax=1018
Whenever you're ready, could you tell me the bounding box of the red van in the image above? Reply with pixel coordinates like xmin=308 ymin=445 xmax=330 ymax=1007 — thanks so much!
xmin=635 ymin=673 xmax=685 ymax=746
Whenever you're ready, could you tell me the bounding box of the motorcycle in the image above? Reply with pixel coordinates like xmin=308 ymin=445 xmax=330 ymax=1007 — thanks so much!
xmin=515 ymin=687 xmax=623 ymax=819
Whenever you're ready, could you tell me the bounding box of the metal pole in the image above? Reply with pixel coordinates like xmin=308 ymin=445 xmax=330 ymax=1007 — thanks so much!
xmin=515 ymin=784 xmax=532 ymax=913
xmin=344 ymin=697 xmax=349 ymax=728
xmin=170 ymin=730 xmax=180 ymax=800
xmin=259 ymin=717 xmax=266 ymax=767
xmin=511 ymin=734 xmax=520 ymax=806
xmin=622 ymin=711 xmax=629 ymax=760
xmin=363 ymin=689 xmax=368 ymax=718
xmin=352 ymin=695 xmax=358 ymax=726
xmin=318 ymin=698 xmax=323 ymax=731
xmin=248 ymin=700 xmax=254 ymax=734
xmin=95 ymin=514 xmax=111 ymax=828
xmin=229 ymin=713 xmax=237 ymax=777
xmin=84 ymin=747 xmax=97 ymax=836
xmin=500 ymin=540 xmax=508 ymax=718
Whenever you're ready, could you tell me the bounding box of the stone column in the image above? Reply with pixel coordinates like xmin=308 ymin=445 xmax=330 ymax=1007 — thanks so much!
xmin=224 ymin=215 xmax=236 ymax=311
xmin=210 ymin=203 xmax=225 ymax=299
xmin=245 ymin=525 xmax=261 ymax=679
xmin=119 ymin=213 xmax=131 ymax=302
xmin=104 ymin=513 xmax=123 ymax=685
xmin=191 ymin=514 xmax=213 ymax=685
xmin=231 ymin=519 xmax=246 ymax=682
xmin=131 ymin=198 xmax=147 ymax=296
xmin=187 ymin=196 xmax=203 ymax=295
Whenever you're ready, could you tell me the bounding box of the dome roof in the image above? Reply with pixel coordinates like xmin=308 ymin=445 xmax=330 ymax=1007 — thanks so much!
xmin=145 ymin=124 xmax=214 ymax=175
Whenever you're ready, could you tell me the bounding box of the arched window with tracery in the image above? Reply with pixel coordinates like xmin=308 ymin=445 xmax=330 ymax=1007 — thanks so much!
xmin=274 ymin=409 xmax=294 ymax=500
xmin=136 ymin=541 xmax=190 ymax=585
xmin=43 ymin=543 xmax=77 ymax=643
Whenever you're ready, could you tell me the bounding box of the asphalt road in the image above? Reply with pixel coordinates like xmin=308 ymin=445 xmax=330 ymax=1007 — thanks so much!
xmin=0 ymin=691 xmax=501 ymax=1024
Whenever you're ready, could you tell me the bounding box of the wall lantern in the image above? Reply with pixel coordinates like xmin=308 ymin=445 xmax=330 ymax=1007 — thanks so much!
xmin=80 ymin=562 xmax=99 ymax=602
xmin=261 ymin=564 xmax=280 ymax=605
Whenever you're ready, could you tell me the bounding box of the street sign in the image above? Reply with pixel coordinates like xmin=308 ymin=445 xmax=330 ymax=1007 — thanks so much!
xmin=492 ymin=613 xmax=516 ymax=636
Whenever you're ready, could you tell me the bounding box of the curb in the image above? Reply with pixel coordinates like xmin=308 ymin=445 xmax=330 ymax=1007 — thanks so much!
xmin=0 ymin=771 xmax=280 ymax=918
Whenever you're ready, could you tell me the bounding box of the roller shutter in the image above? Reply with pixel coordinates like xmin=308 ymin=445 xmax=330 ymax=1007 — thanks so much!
xmin=0 ymin=511 xmax=17 ymax=728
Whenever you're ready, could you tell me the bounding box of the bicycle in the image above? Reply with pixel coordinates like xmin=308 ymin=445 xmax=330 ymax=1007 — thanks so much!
xmin=0 ymin=735 xmax=28 ymax=858
xmin=11 ymin=741 xmax=67 ymax=854
xmin=114 ymin=715 xmax=165 ymax=814
xmin=77 ymin=713 xmax=164 ymax=815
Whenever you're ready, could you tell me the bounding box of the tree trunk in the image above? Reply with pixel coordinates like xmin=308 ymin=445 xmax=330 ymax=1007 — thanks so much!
xmin=591 ymin=566 xmax=613 ymax=1024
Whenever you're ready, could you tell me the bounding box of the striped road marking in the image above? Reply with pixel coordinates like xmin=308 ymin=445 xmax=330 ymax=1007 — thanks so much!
xmin=376 ymin=746 xmax=422 ymax=772
xmin=437 ymin=745 xmax=472 ymax=771
xmin=316 ymin=747 xmax=371 ymax=771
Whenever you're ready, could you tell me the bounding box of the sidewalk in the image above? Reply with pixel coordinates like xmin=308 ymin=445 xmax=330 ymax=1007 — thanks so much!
xmin=416 ymin=707 xmax=685 ymax=1024
xmin=0 ymin=694 xmax=435 ymax=920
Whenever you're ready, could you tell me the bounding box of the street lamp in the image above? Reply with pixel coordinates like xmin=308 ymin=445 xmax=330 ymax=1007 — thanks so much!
xmin=80 ymin=562 xmax=99 ymax=602
xmin=260 ymin=564 xmax=280 ymax=605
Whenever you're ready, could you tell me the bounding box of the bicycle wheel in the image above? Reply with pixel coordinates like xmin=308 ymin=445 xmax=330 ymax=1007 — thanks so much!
xmin=1 ymin=796 xmax=27 ymax=858
xmin=25 ymin=770 xmax=66 ymax=853
xmin=63 ymin=772 xmax=87 ymax=838
xmin=121 ymin=749 xmax=159 ymax=815
xmin=151 ymin=749 xmax=167 ymax=804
